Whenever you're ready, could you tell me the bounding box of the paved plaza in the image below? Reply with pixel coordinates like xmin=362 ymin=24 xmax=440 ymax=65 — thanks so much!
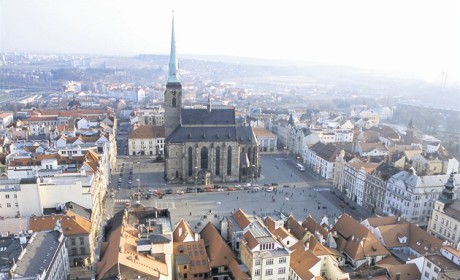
xmin=106 ymin=154 xmax=371 ymax=231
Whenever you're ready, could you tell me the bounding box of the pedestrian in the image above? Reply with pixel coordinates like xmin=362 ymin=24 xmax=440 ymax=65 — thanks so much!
xmin=190 ymin=211 xmax=192 ymax=216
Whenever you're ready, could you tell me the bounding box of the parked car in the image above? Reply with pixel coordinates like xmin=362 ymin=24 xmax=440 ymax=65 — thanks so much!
xmin=186 ymin=187 xmax=194 ymax=193
xmin=217 ymin=188 xmax=225 ymax=192
xmin=283 ymin=184 xmax=290 ymax=188
xmin=266 ymin=187 xmax=274 ymax=192
xmin=197 ymin=187 xmax=205 ymax=193
xmin=165 ymin=189 xmax=173 ymax=194
xmin=226 ymin=187 xmax=235 ymax=191
xmin=175 ymin=189 xmax=185 ymax=195
xmin=213 ymin=184 xmax=221 ymax=189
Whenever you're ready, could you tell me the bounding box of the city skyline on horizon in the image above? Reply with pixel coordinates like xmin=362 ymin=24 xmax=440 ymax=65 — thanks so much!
xmin=1 ymin=0 xmax=459 ymax=86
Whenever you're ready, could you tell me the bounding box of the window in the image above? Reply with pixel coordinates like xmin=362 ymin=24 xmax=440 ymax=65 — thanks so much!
xmin=188 ymin=147 xmax=193 ymax=176
xmin=6 ymin=203 xmax=11 ymax=208
xmin=72 ymin=248 xmax=77 ymax=255
xmin=71 ymin=238 xmax=76 ymax=246
xmin=265 ymin=269 xmax=273 ymax=276
xmin=266 ymin=259 xmax=273 ymax=265
xmin=434 ymin=267 xmax=439 ymax=273
xmin=227 ymin=146 xmax=232 ymax=175
xmin=255 ymin=259 xmax=261 ymax=266
xmin=254 ymin=269 xmax=261 ymax=276
xmin=79 ymin=237 xmax=84 ymax=245
xmin=5 ymin=194 xmax=9 ymax=199
xmin=427 ymin=262 xmax=431 ymax=268
xmin=14 ymin=194 xmax=17 ymax=198
xmin=200 ymin=147 xmax=208 ymax=170
xmin=215 ymin=146 xmax=220 ymax=176
xmin=278 ymin=267 xmax=286 ymax=274
xmin=279 ymin=257 xmax=287 ymax=264
xmin=425 ymin=272 xmax=430 ymax=278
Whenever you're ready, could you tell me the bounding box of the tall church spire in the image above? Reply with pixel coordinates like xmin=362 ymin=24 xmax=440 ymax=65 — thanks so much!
xmin=168 ymin=11 xmax=180 ymax=84
xmin=439 ymin=172 xmax=455 ymax=207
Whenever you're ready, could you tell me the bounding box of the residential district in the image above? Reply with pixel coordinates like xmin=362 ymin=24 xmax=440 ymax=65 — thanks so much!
xmin=0 ymin=22 xmax=459 ymax=280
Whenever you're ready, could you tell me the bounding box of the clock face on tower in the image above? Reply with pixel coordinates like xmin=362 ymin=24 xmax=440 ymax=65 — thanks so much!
xmin=171 ymin=90 xmax=177 ymax=96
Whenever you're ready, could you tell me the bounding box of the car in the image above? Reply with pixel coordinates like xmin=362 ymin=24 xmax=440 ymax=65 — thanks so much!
xmin=266 ymin=187 xmax=274 ymax=192
xmin=217 ymin=188 xmax=225 ymax=192
xmin=213 ymin=184 xmax=221 ymax=189
xmin=205 ymin=187 xmax=213 ymax=192
xmin=175 ymin=189 xmax=185 ymax=195
xmin=271 ymin=183 xmax=279 ymax=186
xmin=185 ymin=187 xmax=194 ymax=193
xmin=263 ymin=183 xmax=270 ymax=187
xmin=197 ymin=187 xmax=205 ymax=193
xmin=226 ymin=187 xmax=235 ymax=191
xmin=283 ymin=184 xmax=290 ymax=188
xmin=350 ymin=205 xmax=356 ymax=210
xmin=244 ymin=185 xmax=251 ymax=190
xmin=252 ymin=186 xmax=261 ymax=191
xmin=165 ymin=189 xmax=173 ymax=194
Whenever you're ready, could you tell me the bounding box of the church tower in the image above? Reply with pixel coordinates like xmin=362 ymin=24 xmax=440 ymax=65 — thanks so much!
xmin=164 ymin=13 xmax=182 ymax=138
xmin=404 ymin=119 xmax=414 ymax=145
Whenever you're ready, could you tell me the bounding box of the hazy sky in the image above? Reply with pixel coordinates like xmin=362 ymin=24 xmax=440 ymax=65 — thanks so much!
xmin=1 ymin=0 xmax=459 ymax=85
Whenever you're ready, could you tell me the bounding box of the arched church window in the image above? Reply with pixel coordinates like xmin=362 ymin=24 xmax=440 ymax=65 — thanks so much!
xmin=188 ymin=147 xmax=193 ymax=176
xmin=201 ymin=147 xmax=208 ymax=170
xmin=227 ymin=146 xmax=232 ymax=175
xmin=216 ymin=146 xmax=220 ymax=176
xmin=172 ymin=97 xmax=176 ymax=107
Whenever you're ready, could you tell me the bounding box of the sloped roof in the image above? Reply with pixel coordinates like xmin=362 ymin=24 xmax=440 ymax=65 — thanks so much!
xmin=29 ymin=210 xmax=91 ymax=236
xmin=309 ymin=142 xmax=340 ymax=162
xmin=289 ymin=241 xmax=320 ymax=280
xmin=358 ymin=142 xmax=387 ymax=152
xmin=228 ymin=258 xmax=251 ymax=280
xmin=302 ymin=215 xmax=328 ymax=239
xmin=232 ymin=209 xmax=251 ymax=230
xmin=242 ymin=230 xmax=259 ymax=250
xmin=333 ymin=214 xmax=389 ymax=260
xmin=284 ymin=216 xmax=307 ymax=241
xmin=180 ymin=108 xmax=235 ymax=126
xmin=173 ymin=219 xmax=195 ymax=242
xmin=97 ymin=211 xmax=168 ymax=280
xmin=130 ymin=125 xmax=165 ymax=139
xmin=378 ymin=263 xmax=421 ymax=280
xmin=265 ymin=217 xmax=296 ymax=242
xmin=252 ymin=127 xmax=276 ymax=137
xmin=364 ymin=216 xmax=408 ymax=227
xmin=200 ymin=222 xmax=236 ymax=268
